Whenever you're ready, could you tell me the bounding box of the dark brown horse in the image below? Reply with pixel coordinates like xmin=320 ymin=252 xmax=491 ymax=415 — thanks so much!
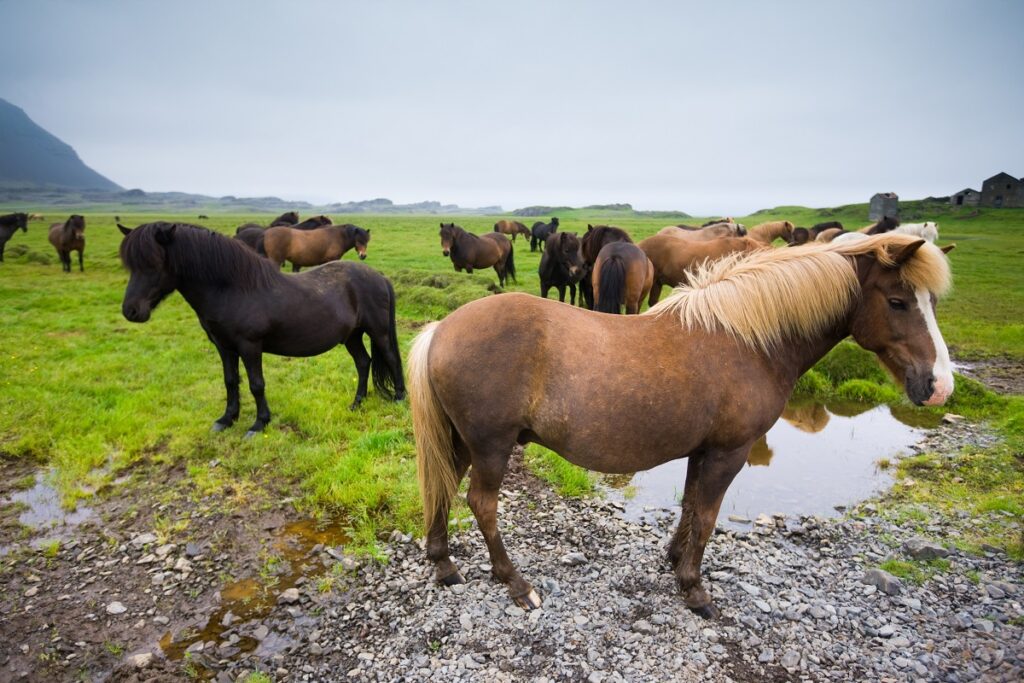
xmin=593 ymin=242 xmax=654 ymax=314
xmin=439 ymin=223 xmax=516 ymax=288
xmin=493 ymin=219 xmax=531 ymax=241
xmin=270 ymin=211 xmax=300 ymax=226
xmin=0 ymin=212 xmax=28 ymax=263
xmin=579 ymin=224 xmax=633 ymax=309
xmin=409 ymin=235 xmax=954 ymax=616
xmin=638 ymin=234 xmax=764 ymax=305
xmin=118 ymin=222 xmax=404 ymax=434
xmin=262 ymin=224 xmax=370 ymax=272
xmin=530 ymin=217 xmax=560 ymax=252
xmin=235 ymin=215 xmax=332 ymax=253
xmin=48 ymin=215 xmax=86 ymax=272
xmin=538 ymin=232 xmax=585 ymax=304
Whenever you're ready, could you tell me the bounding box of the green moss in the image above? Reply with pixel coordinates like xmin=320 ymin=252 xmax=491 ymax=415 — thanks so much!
xmin=815 ymin=342 xmax=890 ymax=386
xmin=793 ymin=368 xmax=830 ymax=397
xmin=524 ymin=445 xmax=595 ymax=497
xmin=834 ymin=379 xmax=901 ymax=404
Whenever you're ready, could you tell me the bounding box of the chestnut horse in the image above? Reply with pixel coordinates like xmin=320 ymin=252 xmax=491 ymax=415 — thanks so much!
xmin=261 ymin=224 xmax=370 ymax=272
xmin=493 ymin=219 xmax=531 ymax=241
xmin=270 ymin=211 xmax=300 ymax=227
xmin=538 ymin=232 xmax=585 ymax=304
xmin=579 ymin=224 xmax=633 ymax=309
xmin=118 ymin=222 xmax=404 ymax=434
xmin=439 ymin=223 xmax=516 ymax=288
xmin=48 ymin=215 xmax=86 ymax=272
xmin=0 ymin=212 xmax=28 ymax=263
xmin=656 ymin=222 xmax=745 ymax=241
xmin=409 ymin=234 xmax=954 ymax=616
xmin=593 ymin=241 xmax=654 ymax=314
xmin=638 ymin=234 xmax=764 ymax=305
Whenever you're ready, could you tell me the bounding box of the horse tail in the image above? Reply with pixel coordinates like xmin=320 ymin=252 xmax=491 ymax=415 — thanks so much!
xmin=370 ymin=278 xmax=401 ymax=400
xmin=595 ymin=255 xmax=625 ymax=314
xmin=505 ymin=242 xmax=517 ymax=283
xmin=409 ymin=323 xmax=458 ymax=531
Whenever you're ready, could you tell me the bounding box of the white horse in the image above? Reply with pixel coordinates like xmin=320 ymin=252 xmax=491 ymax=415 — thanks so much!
xmin=833 ymin=221 xmax=939 ymax=245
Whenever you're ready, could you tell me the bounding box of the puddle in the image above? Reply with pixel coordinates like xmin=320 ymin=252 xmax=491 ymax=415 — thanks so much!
xmin=604 ymin=399 xmax=936 ymax=526
xmin=0 ymin=471 xmax=94 ymax=555
xmin=159 ymin=518 xmax=349 ymax=668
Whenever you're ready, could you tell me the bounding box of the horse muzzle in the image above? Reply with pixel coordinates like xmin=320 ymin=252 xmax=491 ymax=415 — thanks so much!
xmin=442 ymin=249 xmax=450 ymax=257
xmin=358 ymin=252 xmax=367 ymax=260
xmin=905 ymin=369 xmax=953 ymax=406
xmin=122 ymin=303 xmax=151 ymax=323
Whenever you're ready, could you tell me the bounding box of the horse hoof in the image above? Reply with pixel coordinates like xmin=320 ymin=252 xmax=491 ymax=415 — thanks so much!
xmin=348 ymin=400 xmax=363 ymax=411
xmin=393 ymin=391 xmax=407 ymax=402
xmin=440 ymin=571 xmax=466 ymax=586
xmin=514 ymin=589 xmax=542 ymax=610
xmin=243 ymin=430 xmax=260 ymax=439
xmin=212 ymin=422 xmax=230 ymax=433
xmin=689 ymin=603 xmax=720 ymax=620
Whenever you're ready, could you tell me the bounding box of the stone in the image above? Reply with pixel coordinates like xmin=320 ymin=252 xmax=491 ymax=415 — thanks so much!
xmin=754 ymin=599 xmax=772 ymax=613
xmin=24 ymin=587 xmax=38 ymax=598
xmin=737 ymin=581 xmax=760 ymax=597
xmin=861 ymin=568 xmax=902 ymax=595
xmin=131 ymin=533 xmax=157 ymax=548
xmin=632 ymin=619 xmax=655 ymax=634
xmin=903 ymin=538 xmax=950 ymax=560
xmin=758 ymin=648 xmax=774 ymax=663
xmin=561 ymin=552 xmax=587 ymax=566
xmin=727 ymin=515 xmax=751 ymax=524
xmin=781 ymin=650 xmax=800 ymax=669
xmin=155 ymin=544 xmax=175 ymax=558
xmin=278 ymin=588 xmax=300 ymax=604
xmin=127 ymin=652 xmax=153 ymax=669
xmin=106 ymin=601 xmax=127 ymax=615
xmin=173 ymin=557 xmax=192 ymax=572
xmin=878 ymin=624 xmax=895 ymax=638
xmin=184 ymin=542 xmax=202 ymax=558
xmin=253 ymin=625 xmax=269 ymax=640
xmin=153 ymin=616 xmax=169 ymax=626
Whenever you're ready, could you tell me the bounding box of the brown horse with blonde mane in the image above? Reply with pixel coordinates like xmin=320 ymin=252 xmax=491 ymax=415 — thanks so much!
xmin=657 ymin=222 xmax=745 ymax=241
xmin=48 ymin=215 xmax=86 ymax=272
xmin=261 ymin=224 xmax=370 ymax=272
xmin=638 ymin=233 xmax=764 ymax=305
xmin=493 ymin=219 xmax=531 ymax=241
xmin=409 ymin=234 xmax=954 ymax=617
xmin=592 ymin=241 xmax=653 ymax=314
xmin=439 ymin=222 xmax=516 ymax=288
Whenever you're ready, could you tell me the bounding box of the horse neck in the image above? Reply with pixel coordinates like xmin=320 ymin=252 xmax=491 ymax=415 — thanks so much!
xmin=771 ymin=315 xmax=853 ymax=389
xmin=454 ymin=230 xmax=477 ymax=257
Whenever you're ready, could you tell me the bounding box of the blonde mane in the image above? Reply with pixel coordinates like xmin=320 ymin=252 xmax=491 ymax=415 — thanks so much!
xmin=644 ymin=233 xmax=951 ymax=353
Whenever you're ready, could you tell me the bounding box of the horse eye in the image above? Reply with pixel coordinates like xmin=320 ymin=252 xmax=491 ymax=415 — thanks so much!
xmin=888 ymin=298 xmax=907 ymax=311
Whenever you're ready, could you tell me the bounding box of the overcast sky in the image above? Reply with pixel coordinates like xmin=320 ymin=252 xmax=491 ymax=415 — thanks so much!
xmin=2 ymin=0 xmax=1022 ymax=214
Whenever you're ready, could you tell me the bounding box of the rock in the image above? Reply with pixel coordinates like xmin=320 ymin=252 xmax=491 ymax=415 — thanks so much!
xmin=278 ymin=588 xmax=300 ymax=604
xmin=632 ymin=619 xmax=655 ymax=634
xmin=758 ymin=648 xmax=774 ymax=663
xmin=106 ymin=601 xmax=127 ymax=615
xmin=153 ymin=616 xmax=169 ymax=626
xmin=253 ymin=625 xmax=269 ymax=640
xmin=878 ymin=624 xmax=895 ymax=638
xmin=941 ymin=413 xmax=964 ymax=424
xmin=754 ymin=513 xmax=774 ymax=526
xmin=737 ymin=581 xmax=760 ymax=597
xmin=24 ymin=586 xmax=38 ymax=598
xmin=861 ymin=568 xmax=903 ymax=595
xmin=505 ymin=605 xmax=525 ymax=617
xmin=184 ymin=542 xmax=202 ymax=557
xmin=131 ymin=533 xmax=157 ymax=548
xmin=126 ymin=652 xmax=153 ymax=669
xmin=561 ymin=552 xmax=587 ymax=566
xmin=727 ymin=514 xmax=751 ymax=524
xmin=975 ymin=619 xmax=994 ymax=634
xmin=173 ymin=557 xmax=192 ymax=572
xmin=781 ymin=650 xmax=800 ymax=669
xmin=754 ymin=599 xmax=772 ymax=613
xmin=155 ymin=544 xmax=175 ymax=558
xmin=903 ymin=538 xmax=950 ymax=560
xmin=984 ymin=584 xmax=1005 ymax=599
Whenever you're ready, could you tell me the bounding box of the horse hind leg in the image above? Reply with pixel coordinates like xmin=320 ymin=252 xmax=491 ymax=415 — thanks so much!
xmin=465 ymin=441 xmax=541 ymax=609
xmin=427 ymin=439 xmax=472 ymax=585
xmin=78 ymin=249 xmax=84 ymax=272
xmin=239 ymin=347 xmax=271 ymax=437
xmin=344 ymin=333 xmax=372 ymax=410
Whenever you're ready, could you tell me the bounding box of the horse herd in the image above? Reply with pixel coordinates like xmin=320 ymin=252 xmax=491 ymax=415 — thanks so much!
xmin=5 ymin=208 xmax=956 ymax=619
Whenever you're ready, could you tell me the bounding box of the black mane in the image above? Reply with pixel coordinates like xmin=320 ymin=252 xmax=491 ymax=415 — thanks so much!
xmin=121 ymin=222 xmax=280 ymax=290
xmin=0 ymin=212 xmax=28 ymax=229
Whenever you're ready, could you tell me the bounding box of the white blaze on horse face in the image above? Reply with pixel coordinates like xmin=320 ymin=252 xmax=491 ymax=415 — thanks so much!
xmin=916 ymin=288 xmax=954 ymax=405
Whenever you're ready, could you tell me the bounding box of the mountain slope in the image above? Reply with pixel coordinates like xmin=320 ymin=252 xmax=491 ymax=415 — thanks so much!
xmin=0 ymin=98 xmax=121 ymax=190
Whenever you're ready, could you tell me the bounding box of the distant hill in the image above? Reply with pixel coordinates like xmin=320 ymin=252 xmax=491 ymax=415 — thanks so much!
xmin=512 ymin=203 xmax=691 ymax=220
xmin=0 ymin=98 xmax=121 ymax=191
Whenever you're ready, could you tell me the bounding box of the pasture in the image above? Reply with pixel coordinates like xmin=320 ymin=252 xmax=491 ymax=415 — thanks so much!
xmin=0 ymin=203 xmax=1022 ymax=555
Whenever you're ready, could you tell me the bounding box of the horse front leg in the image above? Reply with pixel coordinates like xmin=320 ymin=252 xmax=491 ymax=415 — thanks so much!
xmin=569 ymin=282 xmax=577 ymax=306
xmin=671 ymin=444 xmax=752 ymax=618
xmin=212 ymin=345 xmax=241 ymax=431
xmin=239 ymin=347 xmax=271 ymax=437
xmin=344 ymin=333 xmax=371 ymax=410
xmin=648 ymin=280 xmax=665 ymax=307
xmin=291 ymin=263 xmax=301 ymax=273
xmin=78 ymin=249 xmax=84 ymax=272
xmin=557 ymin=284 xmax=566 ymax=302
xmin=466 ymin=444 xmax=541 ymax=609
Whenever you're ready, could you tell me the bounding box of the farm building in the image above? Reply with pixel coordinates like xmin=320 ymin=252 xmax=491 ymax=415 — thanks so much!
xmin=980 ymin=172 xmax=1024 ymax=208
xmin=950 ymin=188 xmax=981 ymax=207
xmin=868 ymin=192 xmax=899 ymax=221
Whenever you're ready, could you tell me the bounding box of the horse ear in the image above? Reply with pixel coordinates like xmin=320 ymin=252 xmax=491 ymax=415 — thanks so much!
xmin=440 ymin=222 xmax=444 ymax=228
xmin=155 ymin=224 xmax=176 ymax=246
xmin=365 ymin=228 xmax=370 ymax=233
xmin=889 ymin=239 xmax=925 ymax=265
xmin=118 ymin=223 xmax=132 ymax=236
xmin=940 ymin=243 xmax=955 ymax=254
xmin=587 ymin=224 xmax=593 ymax=231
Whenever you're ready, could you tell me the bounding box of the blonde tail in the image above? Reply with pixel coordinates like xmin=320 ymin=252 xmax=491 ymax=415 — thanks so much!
xmin=408 ymin=322 xmax=459 ymax=531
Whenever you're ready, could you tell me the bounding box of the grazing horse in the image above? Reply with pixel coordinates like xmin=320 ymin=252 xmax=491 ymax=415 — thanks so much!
xmin=118 ymin=222 xmax=404 ymax=434
xmin=261 ymin=224 xmax=370 ymax=272
xmin=579 ymin=224 xmax=633 ymax=309
xmin=638 ymin=234 xmax=764 ymax=305
xmin=0 ymin=212 xmax=28 ymax=263
xmin=538 ymin=232 xmax=585 ymax=304
xmin=657 ymin=222 xmax=745 ymax=241
xmin=493 ymin=219 xmax=531 ymax=242
xmin=235 ymin=215 xmax=332 ymax=253
xmin=48 ymin=215 xmax=86 ymax=272
xmin=198 ymin=214 xmax=210 ymax=220
xmin=270 ymin=211 xmax=300 ymax=227
xmin=593 ymin=241 xmax=654 ymax=314
xmin=439 ymin=223 xmax=516 ymax=287
xmin=530 ymin=217 xmax=560 ymax=252
xmin=747 ymin=220 xmax=796 ymax=244
xmin=409 ymin=234 xmax=954 ymax=616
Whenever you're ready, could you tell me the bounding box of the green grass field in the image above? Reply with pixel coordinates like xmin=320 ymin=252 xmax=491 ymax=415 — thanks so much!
xmin=1 ymin=203 xmax=1021 ymax=551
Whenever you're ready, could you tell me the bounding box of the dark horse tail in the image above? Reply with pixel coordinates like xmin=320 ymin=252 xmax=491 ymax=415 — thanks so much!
xmin=595 ymin=255 xmax=625 ymax=314
xmin=505 ymin=243 xmax=517 ymax=283
xmin=370 ymin=278 xmax=404 ymax=400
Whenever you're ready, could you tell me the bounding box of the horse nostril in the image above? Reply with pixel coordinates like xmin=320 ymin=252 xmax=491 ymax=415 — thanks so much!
xmin=927 ymin=376 xmax=936 ymax=396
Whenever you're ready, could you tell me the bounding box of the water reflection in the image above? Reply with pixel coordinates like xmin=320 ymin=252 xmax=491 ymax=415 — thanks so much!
xmin=0 ymin=471 xmax=95 ymax=555
xmin=604 ymin=398 xmax=934 ymax=524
